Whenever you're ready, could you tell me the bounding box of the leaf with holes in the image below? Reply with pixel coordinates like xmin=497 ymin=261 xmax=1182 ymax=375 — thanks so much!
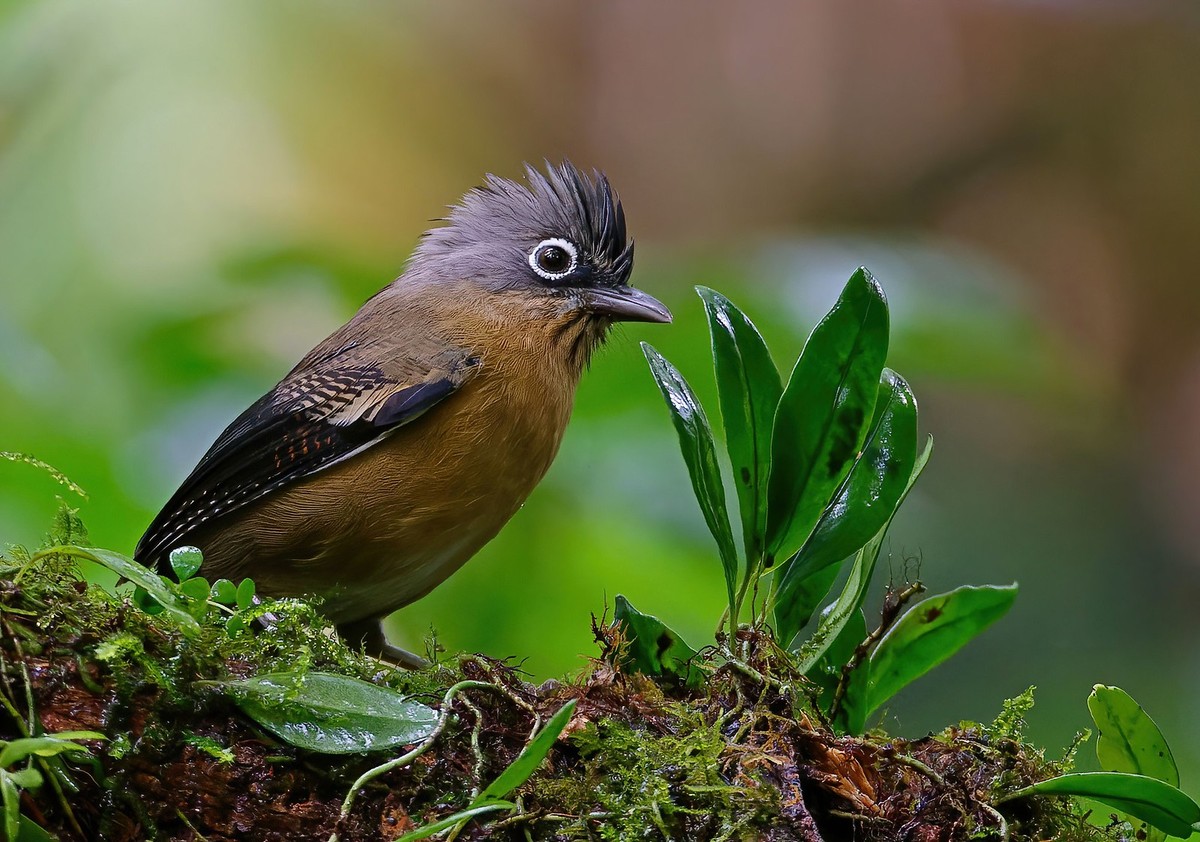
xmin=614 ymin=595 xmax=704 ymax=689
xmin=867 ymin=584 xmax=1017 ymax=715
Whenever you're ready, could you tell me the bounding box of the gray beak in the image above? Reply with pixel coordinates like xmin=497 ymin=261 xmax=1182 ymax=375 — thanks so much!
xmin=583 ymin=286 xmax=673 ymax=324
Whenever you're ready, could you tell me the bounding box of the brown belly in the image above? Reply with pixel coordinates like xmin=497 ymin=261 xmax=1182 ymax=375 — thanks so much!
xmin=191 ymin=370 xmax=573 ymax=624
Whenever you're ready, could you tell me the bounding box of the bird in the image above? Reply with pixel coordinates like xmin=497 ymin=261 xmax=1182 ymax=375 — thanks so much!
xmin=134 ymin=162 xmax=671 ymax=667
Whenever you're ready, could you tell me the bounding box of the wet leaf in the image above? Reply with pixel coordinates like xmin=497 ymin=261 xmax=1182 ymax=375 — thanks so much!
xmin=0 ymin=733 xmax=104 ymax=768
xmin=15 ymin=815 xmax=56 ymax=841
xmin=867 ymin=584 xmax=1017 ymax=714
xmin=0 ymin=452 xmax=86 ymax=498
xmin=224 ymin=672 xmax=438 ymax=754
xmin=774 ymin=372 xmax=921 ymax=644
xmin=642 ymin=343 xmax=740 ymax=615
xmin=786 ymin=436 xmax=932 ymax=658
xmin=697 ymin=286 xmax=782 ymax=564
xmin=169 ymin=546 xmax=204 ymax=580
xmin=236 ymin=578 xmax=256 ymax=610
xmin=5 ymin=770 xmax=41 ymax=790
xmin=1 ymin=769 xmax=18 ymax=842
xmin=472 ymin=700 xmax=577 ymax=806
xmin=765 ymin=268 xmax=889 ymax=564
xmin=614 ymin=595 xmax=704 ymax=689
xmin=1003 ymin=772 xmax=1200 ymax=839
xmin=42 ymin=546 xmax=200 ymax=636
xmin=178 ymin=577 xmax=210 ymax=602
xmin=210 ymin=579 xmax=238 ymax=605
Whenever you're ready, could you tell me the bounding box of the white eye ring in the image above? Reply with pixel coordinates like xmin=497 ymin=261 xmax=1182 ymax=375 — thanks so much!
xmin=528 ymin=237 xmax=578 ymax=281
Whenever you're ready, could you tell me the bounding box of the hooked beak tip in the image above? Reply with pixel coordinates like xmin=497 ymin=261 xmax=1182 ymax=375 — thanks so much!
xmin=584 ymin=286 xmax=672 ymax=324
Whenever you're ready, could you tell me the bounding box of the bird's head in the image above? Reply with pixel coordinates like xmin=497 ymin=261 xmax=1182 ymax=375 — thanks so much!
xmin=410 ymin=162 xmax=671 ymax=366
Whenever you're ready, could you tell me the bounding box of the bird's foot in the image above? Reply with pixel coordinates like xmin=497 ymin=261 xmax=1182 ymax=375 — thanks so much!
xmin=336 ymin=618 xmax=430 ymax=670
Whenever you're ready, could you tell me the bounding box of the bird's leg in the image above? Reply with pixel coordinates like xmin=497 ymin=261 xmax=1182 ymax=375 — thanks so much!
xmin=336 ymin=617 xmax=430 ymax=670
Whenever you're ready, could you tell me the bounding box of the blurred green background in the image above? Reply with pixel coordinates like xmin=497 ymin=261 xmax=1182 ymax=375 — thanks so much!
xmin=2 ymin=0 xmax=1199 ymax=791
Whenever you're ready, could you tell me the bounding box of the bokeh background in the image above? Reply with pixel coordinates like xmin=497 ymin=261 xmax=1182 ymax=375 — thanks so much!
xmin=2 ymin=0 xmax=1199 ymax=790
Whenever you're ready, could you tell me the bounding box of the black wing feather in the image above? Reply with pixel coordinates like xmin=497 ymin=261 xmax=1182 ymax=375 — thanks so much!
xmin=135 ymin=365 xmax=460 ymax=573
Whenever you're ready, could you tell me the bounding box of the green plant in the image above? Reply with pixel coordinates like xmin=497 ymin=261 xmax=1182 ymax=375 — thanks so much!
xmin=636 ymin=268 xmax=1014 ymax=729
xmin=7 ymin=277 xmax=1200 ymax=839
xmin=26 ymin=544 xmax=258 ymax=638
xmin=633 ymin=270 xmax=1200 ymax=839
xmin=221 ymin=671 xmax=439 ymax=754
xmin=994 ymin=685 xmax=1199 ymax=840
xmin=0 ymin=731 xmax=104 ymax=842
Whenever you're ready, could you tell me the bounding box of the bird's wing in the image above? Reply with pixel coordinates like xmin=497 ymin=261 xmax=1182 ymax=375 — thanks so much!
xmin=135 ymin=345 xmax=479 ymax=573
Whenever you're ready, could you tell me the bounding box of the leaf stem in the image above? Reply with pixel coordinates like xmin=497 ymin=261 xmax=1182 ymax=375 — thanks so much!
xmin=732 ymin=556 xmax=762 ymax=634
xmin=979 ymin=802 xmax=1010 ymax=842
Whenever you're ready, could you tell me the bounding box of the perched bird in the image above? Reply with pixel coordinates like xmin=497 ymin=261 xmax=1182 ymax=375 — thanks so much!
xmin=135 ymin=162 xmax=670 ymax=666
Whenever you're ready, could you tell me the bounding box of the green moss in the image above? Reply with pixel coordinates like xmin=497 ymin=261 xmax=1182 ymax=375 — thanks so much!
xmin=550 ymin=712 xmax=777 ymax=840
xmin=0 ymin=509 xmax=1138 ymax=841
xmin=183 ymin=734 xmax=235 ymax=764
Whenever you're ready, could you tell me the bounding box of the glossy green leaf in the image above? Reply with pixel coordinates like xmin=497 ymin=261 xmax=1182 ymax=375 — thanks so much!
xmin=614 ymin=595 xmax=704 ymax=689
xmin=178 ymin=577 xmax=210 ymax=602
xmin=1088 ymin=685 xmax=1179 ymax=785
xmin=15 ymin=815 xmax=56 ymax=842
xmin=642 ymin=343 xmax=740 ymax=614
xmin=42 ymin=546 xmax=200 ymax=636
xmin=867 ymin=584 xmax=1017 ymax=714
xmin=1 ymin=769 xmax=19 ymax=842
xmin=765 ymin=268 xmax=889 ymax=563
xmin=697 ymin=286 xmax=783 ymax=565
xmin=132 ymin=586 xmax=165 ymax=616
xmin=1002 ymin=772 xmax=1200 ymax=839
xmin=169 ymin=546 xmax=204 ymax=580
xmin=773 ymin=563 xmax=839 ymax=650
xmin=784 ymin=436 xmax=932 ymax=656
xmin=396 ymin=802 xmax=515 ymax=841
xmin=210 ymin=578 xmax=238 ymax=605
xmin=224 ymin=672 xmax=438 ymax=754
xmin=235 ymin=578 xmax=256 ymax=610
xmin=774 ymin=373 xmax=922 ymax=644
xmin=5 ymin=769 xmax=41 ymax=791
xmin=780 ymin=371 xmax=918 ymax=586
xmin=0 ymin=733 xmax=104 ymax=768
xmin=471 ymin=700 xmax=577 ymax=806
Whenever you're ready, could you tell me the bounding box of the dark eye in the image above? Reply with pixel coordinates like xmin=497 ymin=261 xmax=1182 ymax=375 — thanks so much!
xmin=528 ymin=237 xmax=578 ymax=281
